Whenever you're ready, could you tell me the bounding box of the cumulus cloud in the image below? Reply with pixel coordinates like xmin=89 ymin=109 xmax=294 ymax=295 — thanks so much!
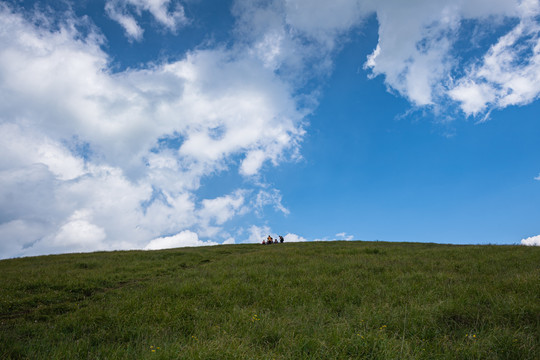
xmin=244 ymin=225 xmax=272 ymax=244
xmin=144 ymin=230 xmax=218 ymax=250
xmin=521 ymin=234 xmax=540 ymax=246
xmin=105 ymin=0 xmax=189 ymax=41
xmin=0 ymin=4 xmax=305 ymax=259
xmin=362 ymin=0 xmax=530 ymax=111
xmin=242 ymin=224 xmax=308 ymax=243
xmin=35 ymin=210 xmax=107 ymax=254
xmin=196 ymin=191 xmax=247 ymax=238
xmin=284 ymin=233 xmax=307 ymax=242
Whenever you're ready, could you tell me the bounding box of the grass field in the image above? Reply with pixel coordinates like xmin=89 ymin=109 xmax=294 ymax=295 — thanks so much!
xmin=1 ymin=241 xmax=539 ymax=359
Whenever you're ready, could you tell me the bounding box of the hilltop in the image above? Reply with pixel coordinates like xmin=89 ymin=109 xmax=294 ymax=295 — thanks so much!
xmin=1 ymin=241 xmax=539 ymax=359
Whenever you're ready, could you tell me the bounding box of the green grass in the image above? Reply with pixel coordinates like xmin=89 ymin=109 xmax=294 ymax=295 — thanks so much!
xmin=1 ymin=241 xmax=539 ymax=359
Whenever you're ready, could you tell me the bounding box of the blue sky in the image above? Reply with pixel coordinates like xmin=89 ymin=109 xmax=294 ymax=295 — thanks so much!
xmin=1 ymin=0 xmax=540 ymax=258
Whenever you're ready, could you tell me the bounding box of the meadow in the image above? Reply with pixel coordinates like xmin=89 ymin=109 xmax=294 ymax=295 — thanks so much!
xmin=0 ymin=241 xmax=539 ymax=359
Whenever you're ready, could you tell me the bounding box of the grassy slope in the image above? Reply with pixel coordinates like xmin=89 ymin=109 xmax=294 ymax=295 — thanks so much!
xmin=0 ymin=241 xmax=539 ymax=359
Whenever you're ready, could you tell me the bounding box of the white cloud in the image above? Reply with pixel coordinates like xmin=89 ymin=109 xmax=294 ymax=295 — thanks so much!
xmin=448 ymin=81 xmax=497 ymax=115
xmin=253 ymin=189 xmax=290 ymax=215
xmin=521 ymin=234 xmax=540 ymax=246
xmin=450 ymin=2 xmax=540 ymax=116
xmin=365 ymin=3 xmax=457 ymax=106
xmin=232 ymin=0 xmax=364 ymax=81
xmin=242 ymin=224 xmax=307 ymax=243
xmin=105 ymin=0 xmax=189 ymax=41
xmin=234 ymin=0 xmax=537 ymax=116
xmin=535 ymin=174 xmax=540 ymax=180
xmin=363 ymin=0 xmax=525 ymax=110
xmin=144 ymin=230 xmax=218 ymax=250
xmin=22 ymin=210 xmax=109 ymax=256
xmin=0 ymin=220 xmax=50 ymax=258
xmin=284 ymin=233 xmax=307 ymax=242
xmin=335 ymin=232 xmax=355 ymax=241
xmin=2 ymin=0 xmax=538 ymax=258
xmin=0 ymin=123 xmax=85 ymax=181
xmin=198 ymin=190 xmax=247 ymax=226
xmin=106 ymin=6 xmax=144 ymax=41
xmin=48 ymin=211 xmax=107 ymax=249
xmin=284 ymin=0 xmax=365 ymax=36
xmin=0 ymin=4 xmax=306 ymax=259
xmin=244 ymin=225 xmax=272 ymax=243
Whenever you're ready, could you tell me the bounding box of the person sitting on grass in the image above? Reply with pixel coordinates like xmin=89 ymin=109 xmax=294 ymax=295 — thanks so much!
xmin=279 ymin=235 xmax=284 ymax=243
xmin=267 ymin=235 xmax=273 ymax=244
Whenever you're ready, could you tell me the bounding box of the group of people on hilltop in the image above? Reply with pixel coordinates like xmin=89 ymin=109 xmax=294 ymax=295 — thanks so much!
xmin=262 ymin=235 xmax=284 ymax=245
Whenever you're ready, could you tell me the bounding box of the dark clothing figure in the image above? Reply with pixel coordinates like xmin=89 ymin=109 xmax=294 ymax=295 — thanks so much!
xmin=279 ymin=235 xmax=284 ymax=243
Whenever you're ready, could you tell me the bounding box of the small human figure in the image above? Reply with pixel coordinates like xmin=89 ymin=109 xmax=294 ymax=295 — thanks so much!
xmin=262 ymin=239 xmax=266 ymax=245
xmin=279 ymin=235 xmax=284 ymax=243
xmin=267 ymin=235 xmax=273 ymax=244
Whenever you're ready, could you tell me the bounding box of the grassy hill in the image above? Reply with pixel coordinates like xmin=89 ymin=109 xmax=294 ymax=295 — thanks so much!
xmin=1 ymin=241 xmax=539 ymax=359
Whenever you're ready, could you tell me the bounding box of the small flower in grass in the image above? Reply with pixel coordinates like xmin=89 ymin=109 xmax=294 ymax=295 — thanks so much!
xmin=191 ymin=335 xmax=198 ymax=341
xmin=379 ymin=325 xmax=387 ymax=330
xmin=251 ymin=314 xmax=260 ymax=322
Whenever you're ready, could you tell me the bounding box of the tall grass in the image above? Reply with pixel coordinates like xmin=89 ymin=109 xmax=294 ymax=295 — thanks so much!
xmin=1 ymin=241 xmax=539 ymax=359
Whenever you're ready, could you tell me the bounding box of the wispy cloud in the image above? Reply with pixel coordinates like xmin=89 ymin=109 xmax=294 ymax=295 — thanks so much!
xmin=105 ymin=0 xmax=189 ymax=41
xmin=449 ymin=1 xmax=540 ymax=117
xmin=335 ymin=232 xmax=355 ymax=241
